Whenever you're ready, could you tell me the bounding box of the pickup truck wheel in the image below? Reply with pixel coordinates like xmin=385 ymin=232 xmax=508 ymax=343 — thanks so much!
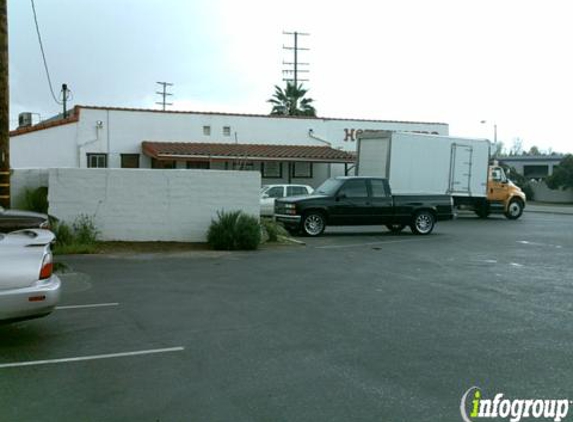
xmin=504 ymin=199 xmax=524 ymax=220
xmin=386 ymin=224 xmax=405 ymax=234
xmin=410 ymin=211 xmax=435 ymax=235
xmin=302 ymin=212 xmax=326 ymax=237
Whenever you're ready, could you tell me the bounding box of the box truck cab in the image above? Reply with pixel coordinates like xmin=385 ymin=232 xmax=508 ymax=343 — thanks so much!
xmin=482 ymin=165 xmax=526 ymax=219
xmin=356 ymin=131 xmax=526 ymax=220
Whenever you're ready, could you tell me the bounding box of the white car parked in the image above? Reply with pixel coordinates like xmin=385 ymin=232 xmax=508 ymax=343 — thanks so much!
xmin=260 ymin=184 xmax=313 ymax=216
xmin=0 ymin=229 xmax=61 ymax=323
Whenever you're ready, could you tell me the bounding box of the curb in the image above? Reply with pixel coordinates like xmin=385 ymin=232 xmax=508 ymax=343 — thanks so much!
xmin=277 ymin=235 xmax=306 ymax=246
xmin=525 ymin=208 xmax=573 ymax=216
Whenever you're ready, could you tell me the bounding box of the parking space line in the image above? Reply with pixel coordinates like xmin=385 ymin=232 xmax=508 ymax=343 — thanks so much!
xmin=0 ymin=347 xmax=185 ymax=369
xmin=315 ymin=238 xmax=429 ymax=249
xmin=56 ymin=302 xmax=119 ymax=310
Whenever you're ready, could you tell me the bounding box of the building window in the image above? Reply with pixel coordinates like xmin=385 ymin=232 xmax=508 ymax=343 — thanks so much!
xmin=121 ymin=154 xmax=140 ymax=169
xmin=187 ymin=161 xmax=210 ymax=169
xmin=262 ymin=162 xmax=282 ymax=178
xmin=224 ymin=161 xmax=255 ymax=171
xmin=151 ymin=158 xmax=176 ymax=169
xmin=223 ymin=126 xmax=231 ymax=137
xmin=292 ymin=162 xmax=313 ymax=178
xmin=87 ymin=153 xmax=108 ymax=168
xmin=203 ymin=126 xmax=211 ymax=136
xmin=231 ymin=161 xmax=255 ymax=171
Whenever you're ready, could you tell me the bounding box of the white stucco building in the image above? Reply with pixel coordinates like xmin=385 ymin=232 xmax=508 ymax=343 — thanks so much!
xmin=10 ymin=105 xmax=449 ymax=187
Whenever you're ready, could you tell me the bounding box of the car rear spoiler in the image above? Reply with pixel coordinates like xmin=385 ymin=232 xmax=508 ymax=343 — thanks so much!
xmin=6 ymin=229 xmax=56 ymax=246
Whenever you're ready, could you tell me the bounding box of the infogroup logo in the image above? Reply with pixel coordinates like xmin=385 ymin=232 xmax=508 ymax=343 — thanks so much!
xmin=460 ymin=387 xmax=571 ymax=422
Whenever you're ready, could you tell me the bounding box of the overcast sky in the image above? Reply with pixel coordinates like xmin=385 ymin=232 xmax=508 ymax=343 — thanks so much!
xmin=7 ymin=0 xmax=573 ymax=153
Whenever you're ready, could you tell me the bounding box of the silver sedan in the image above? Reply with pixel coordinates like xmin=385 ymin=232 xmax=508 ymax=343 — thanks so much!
xmin=0 ymin=229 xmax=61 ymax=323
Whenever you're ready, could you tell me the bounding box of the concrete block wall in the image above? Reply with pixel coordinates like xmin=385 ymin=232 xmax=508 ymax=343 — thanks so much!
xmin=531 ymin=181 xmax=573 ymax=203
xmin=10 ymin=168 xmax=50 ymax=208
xmin=48 ymin=168 xmax=261 ymax=242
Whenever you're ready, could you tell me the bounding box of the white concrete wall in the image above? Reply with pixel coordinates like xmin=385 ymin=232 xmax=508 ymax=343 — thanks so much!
xmin=531 ymin=181 xmax=573 ymax=203
xmin=10 ymin=123 xmax=78 ymax=168
xmin=48 ymin=168 xmax=261 ymax=242
xmin=9 ymin=168 xmax=50 ymax=208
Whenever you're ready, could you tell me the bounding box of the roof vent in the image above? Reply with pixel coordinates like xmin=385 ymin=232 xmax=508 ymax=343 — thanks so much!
xmin=18 ymin=112 xmax=33 ymax=128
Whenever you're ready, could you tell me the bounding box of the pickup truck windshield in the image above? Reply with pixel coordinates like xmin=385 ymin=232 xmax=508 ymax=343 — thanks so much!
xmin=315 ymin=179 xmax=343 ymax=195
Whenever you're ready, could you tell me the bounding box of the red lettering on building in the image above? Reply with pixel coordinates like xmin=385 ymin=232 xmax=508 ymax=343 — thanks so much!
xmin=344 ymin=128 xmax=355 ymax=142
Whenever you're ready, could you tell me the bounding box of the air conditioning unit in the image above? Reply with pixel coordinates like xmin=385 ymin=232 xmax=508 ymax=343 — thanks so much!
xmin=18 ymin=112 xmax=33 ymax=128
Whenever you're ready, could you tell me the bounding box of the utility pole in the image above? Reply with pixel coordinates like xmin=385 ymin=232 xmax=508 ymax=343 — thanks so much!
xmin=283 ymin=31 xmax=309 ymax=86
xmin=155 ymin=82 xmax=173 ymax=111
xmin=61 ymin=83 xmax=71 ymax=118
xmin=0 ymin=0 xmax=10 ymax=208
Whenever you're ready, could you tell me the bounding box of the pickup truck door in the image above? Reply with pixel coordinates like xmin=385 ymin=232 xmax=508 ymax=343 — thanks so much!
xmin=330 ymin=179 xmax=373 ymax=225
xmin=369 ymin=179 xmax=394 ymax=223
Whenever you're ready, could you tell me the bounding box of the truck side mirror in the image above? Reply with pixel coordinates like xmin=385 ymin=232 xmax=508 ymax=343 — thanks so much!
xmin=336 ymin=193 xmax=347 ymax=201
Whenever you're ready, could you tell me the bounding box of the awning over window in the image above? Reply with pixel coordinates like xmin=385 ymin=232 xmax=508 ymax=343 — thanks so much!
xmin=142 ymin=141 xmax=355 ymax=163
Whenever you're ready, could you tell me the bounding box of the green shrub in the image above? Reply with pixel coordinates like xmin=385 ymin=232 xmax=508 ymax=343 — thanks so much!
xmin=73 ymin=214 xmax=100 ymax=245
xmin=53 ymin=221 xmax=74 ymax=247
xmin=22 ymin=187 xmax=49 ymax=214
xmin=234 ymin=214 xmax=261 ymax=250
xmin=546 ymin=154 xmax=573 ymax=190
xmin=52 ymin=215 xmax=100 ymax=255
xmin=261 ymin=218 xmax=289 ymax=242
xmin=207 ymin=210 xmax=261 ymax=250
xmin=521 ymin=183 xmax=535 ymax=201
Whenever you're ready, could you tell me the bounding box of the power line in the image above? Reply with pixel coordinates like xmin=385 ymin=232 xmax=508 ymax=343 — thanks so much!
xmin=30 ymin=0 xmax=62 ymax=105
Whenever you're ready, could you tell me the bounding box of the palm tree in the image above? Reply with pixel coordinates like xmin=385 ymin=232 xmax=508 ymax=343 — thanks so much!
xmin=268 ymin=82 xmax=316 ymax=116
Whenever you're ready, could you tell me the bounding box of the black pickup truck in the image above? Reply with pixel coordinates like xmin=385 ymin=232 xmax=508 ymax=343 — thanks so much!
xmin=274 ymin=177 xmax=454 ymax=236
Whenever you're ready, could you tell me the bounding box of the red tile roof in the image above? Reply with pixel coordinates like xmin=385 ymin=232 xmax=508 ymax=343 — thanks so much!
xmin=9 ymin=106 xmax=81 ymax=137
xmin=142 ymin=142 xmax=356 ymax=163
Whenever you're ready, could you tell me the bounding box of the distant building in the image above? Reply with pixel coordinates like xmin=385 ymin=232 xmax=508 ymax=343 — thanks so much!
xmin=499 ymin=155 xmax=565 ymax=180
xmin=9 ymin=105 xmax=448 ymax=187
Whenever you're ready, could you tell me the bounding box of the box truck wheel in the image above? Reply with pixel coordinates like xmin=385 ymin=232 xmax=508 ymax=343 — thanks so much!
xmin=504 ymin=199 xmax=524 ymax=220
xmin=386 ymin=224 xmax=405 ymax=234
xmin=302 ymin=211 xmax=326 ymax=236
xmin=410 ymin=211 xmax=435 ymax=235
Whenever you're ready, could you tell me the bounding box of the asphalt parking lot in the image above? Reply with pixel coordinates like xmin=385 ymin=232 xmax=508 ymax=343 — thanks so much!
xmin=1 ymin=210 xmax=572 ymax=422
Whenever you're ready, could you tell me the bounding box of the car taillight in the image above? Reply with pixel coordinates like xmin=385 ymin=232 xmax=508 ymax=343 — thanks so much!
xmin=40 ymin=220 xmax=51 ymax=230
xmin=39 ymin=252 xmax=54 ymax=280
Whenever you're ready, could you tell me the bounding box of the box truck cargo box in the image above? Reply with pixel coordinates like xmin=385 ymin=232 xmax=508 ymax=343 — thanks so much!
xmin=356 ymin=131 xmax=526 ymax=219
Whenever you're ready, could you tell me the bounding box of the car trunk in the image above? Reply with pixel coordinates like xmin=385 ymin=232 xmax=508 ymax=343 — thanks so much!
xmin=0 ymin=230 xmax=54 ymax=291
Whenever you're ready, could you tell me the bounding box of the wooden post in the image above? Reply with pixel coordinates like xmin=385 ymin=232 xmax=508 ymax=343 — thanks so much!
xmin=0 ymin=0 xmax=10 ymax=208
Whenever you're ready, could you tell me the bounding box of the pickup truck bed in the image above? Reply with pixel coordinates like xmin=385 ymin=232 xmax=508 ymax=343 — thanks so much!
xmin=274 ymin=176 xmax=454 ymax=236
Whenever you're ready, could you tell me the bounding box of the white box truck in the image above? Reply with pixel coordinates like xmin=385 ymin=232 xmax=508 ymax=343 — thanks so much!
xmin=356 ymin=131 xmax=526 ymax=219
